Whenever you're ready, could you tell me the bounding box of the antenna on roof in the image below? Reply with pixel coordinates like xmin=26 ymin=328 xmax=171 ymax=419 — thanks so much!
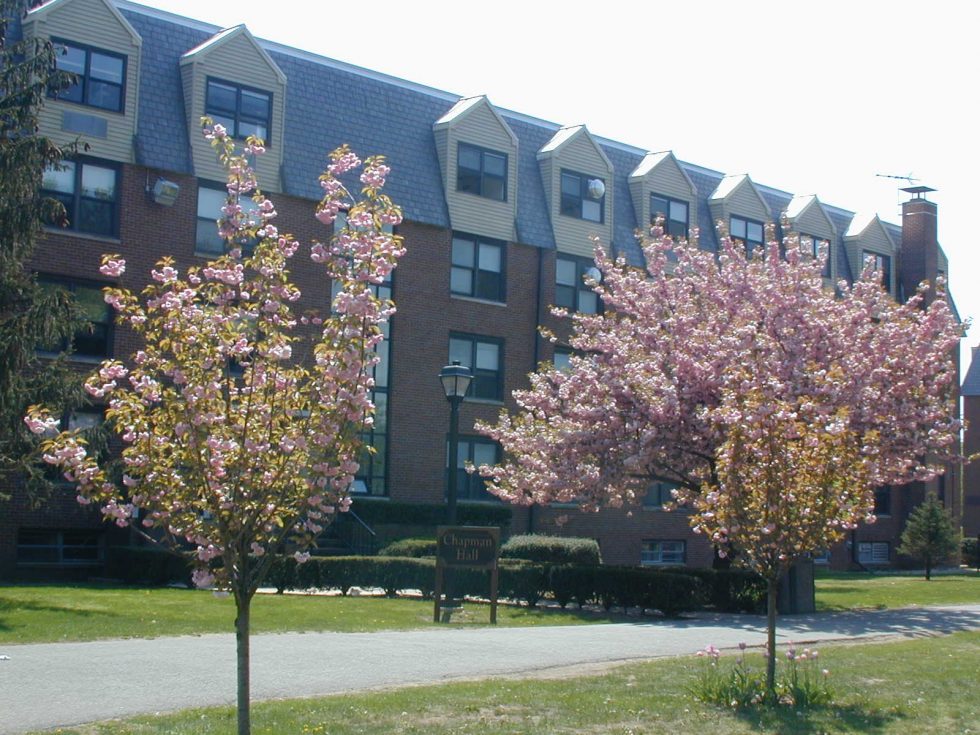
xmin=875 ymin=172 xmax=918 ymax=185
xmin=876 ymin=173 xmax=935 ymax=202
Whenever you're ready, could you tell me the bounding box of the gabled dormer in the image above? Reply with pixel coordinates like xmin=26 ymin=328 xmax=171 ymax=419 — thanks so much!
xmin=844 ymin=213 xmax=897 ymax=294
xmin=629 ymin=151 xmax=698 ymax=240
xmin=433 ymin=96 xmax=518 ymax=242
xmin=783 ymin=194 xmax=837 ymax=281
xmin=537 ymin=125 xmax=613 ymax=258
xmin=24 ymin=0 xmax=142 ymax=163
xmin=709 ymin=174 xmax=771 ymax=253
xmin=180 ymin=25 xmax=286 ymax=192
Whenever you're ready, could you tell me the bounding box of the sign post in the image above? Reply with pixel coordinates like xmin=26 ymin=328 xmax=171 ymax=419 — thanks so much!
xmin=434 ymin=526 xmax=500 ymax=624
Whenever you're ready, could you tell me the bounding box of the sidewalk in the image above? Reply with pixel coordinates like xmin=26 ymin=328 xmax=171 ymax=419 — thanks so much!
xmin=1 ymin=604 xmax=978 ymax=734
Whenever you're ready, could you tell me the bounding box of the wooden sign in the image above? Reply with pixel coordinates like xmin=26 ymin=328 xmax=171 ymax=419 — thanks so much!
xmin=434 ymin=526 xmax=500 ymax=623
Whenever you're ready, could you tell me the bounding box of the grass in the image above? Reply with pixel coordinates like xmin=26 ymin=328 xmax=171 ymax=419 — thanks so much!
xmin=33 ymin=630 xmax=980 ymax=734
xmin=3 ymin=570 xmax=976 ymax=645
xmin=814 ymin=569 xmax=980 ymax=611
xmin=0 ymin=584 xmax=615 ymax=645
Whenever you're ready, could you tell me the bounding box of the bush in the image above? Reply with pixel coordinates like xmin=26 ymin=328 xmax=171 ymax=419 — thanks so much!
xmin=962 ymin=537 xmax=979 ymax=567
xmin=377 ymin=538 xmax=437 ymax=558
xmin=105 ymin=546 xmax=193 ymax=586
xmin=500 ymin=534 xmax=601 ymax=566
xmin=662 ymin=567 xmax=766 ymax=613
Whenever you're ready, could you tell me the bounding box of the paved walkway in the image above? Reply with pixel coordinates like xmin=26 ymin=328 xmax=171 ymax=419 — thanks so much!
xmin=1 ymin=604 xmax=978 ymax=734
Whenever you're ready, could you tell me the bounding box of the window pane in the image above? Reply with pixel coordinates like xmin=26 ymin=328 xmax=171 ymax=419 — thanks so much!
xmin=206 ymin=81 xmax=237 ymax=113
xmin=74 ymin=286 xmax=109 ymax=322
xmin=670 ymin=201 xmax=687 ymax=223
xmin=473 ymin=442 xmax=497 ymax=466
xmin=451 ymin=237 xmax=475 ymax=267
xmin=484 ymin=152 xmax=506 ymax=177
xmin=582 ymin=198 xmax=601 ymax=222
xmin=458 ymin=145 xmax=481 ymax=170
xmin=556 ymin=259 xmax=577 ymax=286
xmin=77 ymin=198 xmax=114 ymax=235
xmin=449 ymin=338 xmax=470 ymax=366
xmin=43 ymin=163 xmax=76 ymax=194
xmin=238 ymin=120 xmax=267 ymax=141
xmin=81 ymin=165 xmax=116 ymax=200
xmin=553 ymin=350 xmax=571 ymax=371
xmin=457 ymin=171 xmax=480 ymax=193
xmin=88 ymin=81 xmax=121 ymax=111
xmin=561 ymin=173 xmax=581 ymax=196
xmin=475 ymin=341 xmax=498 ymax=370
xmin=196 ymin=221 xmax=224 ymax=254
xmin=374 ymin=341 xmax=389 ymax=386
xmin=747 ymin=221 xmax=763 ymax=243
xmin=555 ymin=285 xmax=575 ymax=309
xmin=475 ymin=271 xmax=502 ymax=301
xmin=198 ymin=187 xmax=226 ymax=218
xmin=478 ymin=242 xmax=501 ymax=273
xmin=450 ymin=267 xmax=472 ymax=295
xmin=56 ymin=44 xmax=86 ymax=74
xmin=210 ymin=112 xmax=236 ymax=132
xmin=90 ymin=52 xmax=123 ymax=83
xmin=578 ymin=290 xmax=598 ymax=314
xmin=730 ymin=217 xmax=746 ymax=239
xmin=482 ymin=177 xmax=505 ymax=201
xmin=651 ymin=195 xmax=668 ymax=218
xmin=240 ymin=89 xmax=270 ymax=119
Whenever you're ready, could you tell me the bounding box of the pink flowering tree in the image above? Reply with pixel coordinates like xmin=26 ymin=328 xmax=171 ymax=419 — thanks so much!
xmin=478 ymin=224 xmax=962 ymax=696
xmin=25 ymin=124 xmax=403 ymax=735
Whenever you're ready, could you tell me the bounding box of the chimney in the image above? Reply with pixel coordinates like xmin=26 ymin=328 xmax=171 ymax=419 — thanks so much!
xmin=900 ymin=186 xmax=938 ymax=305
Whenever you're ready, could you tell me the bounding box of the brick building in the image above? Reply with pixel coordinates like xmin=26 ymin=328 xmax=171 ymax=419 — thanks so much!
xmin=962 ymin=350 xmax=980 ymax=539
xmin=0 ymin=0 xmax=964 ymax=577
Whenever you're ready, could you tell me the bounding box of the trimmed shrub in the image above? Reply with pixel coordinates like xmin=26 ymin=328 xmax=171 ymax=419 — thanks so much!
xmin=105 ymin=546 xmax=193 ymax=586
xmin=962 ymin=537 xmax=979 ymax=567
xmin=500 ymin=534 xmax=601 ymax=566
xmin=662 ymin=567 xmax=766 ymax=613
xmin=377 ymin=538 xmax=437 ymax=558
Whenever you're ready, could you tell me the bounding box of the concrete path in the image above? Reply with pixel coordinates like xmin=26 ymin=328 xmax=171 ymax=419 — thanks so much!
xmin=1 ymin=604 xmax=978 ymax=734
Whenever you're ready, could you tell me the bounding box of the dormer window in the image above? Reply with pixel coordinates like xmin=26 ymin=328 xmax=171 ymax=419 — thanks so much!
xmin=650 ymin=194 xmax=688 ymax=238
xmin=52 ymin=39 xmax=125 ymax=112
xmin=803 ymin=234 xmax=832 ymax=277
xmin=205 ymin=79 xmax=271 ymax=142
xmin=864 ymin=251 xmax=891 ymax=288
xmin=730 ymin=215 xmax=764 ymax=255
xmin=457 ymin=143 xmax=507 ymax=201
xmin=560 ymin=170 xmax=605 ymax=223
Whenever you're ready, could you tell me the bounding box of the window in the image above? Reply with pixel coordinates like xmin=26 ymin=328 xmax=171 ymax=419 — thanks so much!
xmin=37 ymin=278 xmax=112 ymax=359
xmin=811 ymin=549 xmax=831 ymax=565
xmin=863 ymin=251 xmax=891 ymax=289
xmin=802 ymin=233 xmax=832 ymax=277
xmin=555 ymin=256 xmax=600 ymax=314
xmin=333 ymin=273 xmax=393 ymax=496
xmin=858 ymin=541 xmax=889 ymax=565
xmin=560 ymin=169 xmax=605 ymax=223
xmin=643 ymin=481 xmax=678 ymax=509
xmin=42 ymin=160 xmax=119 ymax=237
xmin=451 ymin=233 xmax=505 ymax=301
xmin=449 ymin=334 xmax=502 ymax=401
xmin=196 ymin=184 xmax=261 ymax=256
xmin=730 ymin=215 xmax=764 ymax=255
xmin=641 ymin=540 xmax=686 ymax=566
xmin=52 ymin=40 xmax=125 ymax=112
xmin=457 ymin=143 xmax=507 ymax=201
xmin=650 ymin=194 xmax=689 ymax=238
xmin=553 ymin=347 xmax=573 ymax=371
xmin=17 ymin=529 xmax=104 ymax=566
xmin=205 ymin=78 xmax=271 ymax=142
xmin=448 ymin=436 xmax=501 ymax=502
xmin=874 ymin=485 xmax=891 ymax=516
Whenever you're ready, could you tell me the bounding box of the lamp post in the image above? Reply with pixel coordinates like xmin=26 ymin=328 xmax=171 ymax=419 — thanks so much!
xmin=439 ymin=361 xmax=472 ymax=525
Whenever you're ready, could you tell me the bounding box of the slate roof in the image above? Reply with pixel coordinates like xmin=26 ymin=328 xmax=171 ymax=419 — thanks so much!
xmin=117 ymin=1 xmax=898 ymax=277
xmin=964 ymin=349 xmax=980 ymax=396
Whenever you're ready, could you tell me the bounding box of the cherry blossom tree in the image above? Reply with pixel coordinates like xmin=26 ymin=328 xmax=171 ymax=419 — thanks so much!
xmin=26 ymin=125 xmax=404 ymax=735
xmin=478 ymin=224 xmax=962 ymax=695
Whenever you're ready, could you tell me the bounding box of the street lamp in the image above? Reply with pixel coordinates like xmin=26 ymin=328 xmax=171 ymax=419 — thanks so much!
xmin=439 ymin=361 xmax=472 ymax=525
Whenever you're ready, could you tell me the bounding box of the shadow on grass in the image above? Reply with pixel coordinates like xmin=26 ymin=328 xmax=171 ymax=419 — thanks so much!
xmin=0 ymin=588 xmax=123 ymax=633
xmin=733 ymin=701 xmax=905 ymax=734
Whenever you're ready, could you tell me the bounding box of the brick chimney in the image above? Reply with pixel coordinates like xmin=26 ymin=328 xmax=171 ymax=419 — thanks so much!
xmin=900 ymin=193 xmax=939 ymax=304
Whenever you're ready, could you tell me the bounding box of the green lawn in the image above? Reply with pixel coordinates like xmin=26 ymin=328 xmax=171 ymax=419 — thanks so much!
xmin=815 ymin=570 xmax=980 ymax=611
xmin=32 ymin=631 xmax=980 ymax=734
xmin=0 ymin=584 xmax=615 ymax=644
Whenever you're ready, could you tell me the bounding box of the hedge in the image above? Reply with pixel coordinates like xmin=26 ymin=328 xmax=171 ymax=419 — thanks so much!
xmin=963 ymin=537 xmax=979 ymax=567
xmin=377 ymin=538 xmax=437 ymax=558
xmin=500 ymin=534 xmax=601 ymax=566
xmin=105 ymin=546 xmax=193 ymax=586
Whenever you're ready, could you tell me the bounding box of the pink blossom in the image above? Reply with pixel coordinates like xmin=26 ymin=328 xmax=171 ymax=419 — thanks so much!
xmin=99 ymin=257 xmax=126 ymax=277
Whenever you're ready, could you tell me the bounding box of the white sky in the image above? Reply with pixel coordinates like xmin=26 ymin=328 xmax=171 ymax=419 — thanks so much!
xmin=133 ymin=0 xmax=979 ymax=375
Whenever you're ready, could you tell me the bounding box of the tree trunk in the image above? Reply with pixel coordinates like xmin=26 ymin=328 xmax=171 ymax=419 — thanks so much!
xmin=925 ymin=553 xmax=932 ymax=581
xmin=766 ymin=577 xmax=777 ymax=697
xmin=235 ymin=592 xmax=251 ymax=735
